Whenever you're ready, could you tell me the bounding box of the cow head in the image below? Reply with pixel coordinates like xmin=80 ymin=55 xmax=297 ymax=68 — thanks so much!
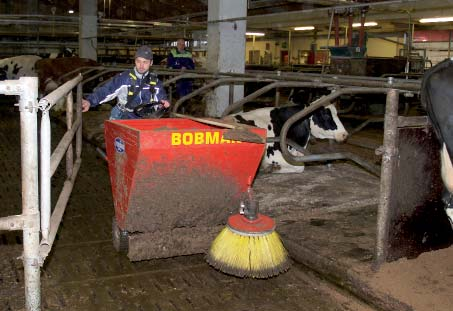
xmin=289 ymin=89 xmax=348 ymax=143
xmin=310 ymin=104 xmax=348 ymax=142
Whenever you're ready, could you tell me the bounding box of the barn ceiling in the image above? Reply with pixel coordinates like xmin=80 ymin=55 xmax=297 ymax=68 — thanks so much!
xmin=0 ymin=0 xmax=452 ymax=48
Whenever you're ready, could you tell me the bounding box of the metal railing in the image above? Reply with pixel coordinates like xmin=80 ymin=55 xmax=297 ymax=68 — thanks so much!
xmin=0 ymin=74 xmax=83 ymax=310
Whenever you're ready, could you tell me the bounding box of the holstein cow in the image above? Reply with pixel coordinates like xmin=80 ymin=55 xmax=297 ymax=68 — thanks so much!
xmin=225 ymin=90 xmax=348 ymax=173
xmin=421 ymin=58 xmax=453 ymax=228
xmin=0 ymin=55 xmax=41 ymax=80
xmin=1 ymin=55 xmax=100 ymax=111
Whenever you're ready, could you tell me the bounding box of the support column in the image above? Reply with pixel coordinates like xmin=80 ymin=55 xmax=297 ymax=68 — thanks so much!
xmin=79 ymin=0 xmax=97 ymax=61
xmin=206 ymin=0 xmax=247 ymax=117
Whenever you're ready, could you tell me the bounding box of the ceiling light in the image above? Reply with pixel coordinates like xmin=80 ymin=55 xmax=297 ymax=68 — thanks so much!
xmin=352 ymin=22 xmax=378 ymax=27
xmin=68 ymin=10 xmax=74 ymax=14
xmin=294 ymin=26 xmax=315 ymax=31
xmin=246 ymin=32 xmax=265 ymax=36
xmin=419 ymin=17 xmax=453 ymax=23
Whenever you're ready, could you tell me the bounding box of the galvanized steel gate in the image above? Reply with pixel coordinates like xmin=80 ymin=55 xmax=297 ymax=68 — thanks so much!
xmin=0 ymin=75 xmax=83 ymax=310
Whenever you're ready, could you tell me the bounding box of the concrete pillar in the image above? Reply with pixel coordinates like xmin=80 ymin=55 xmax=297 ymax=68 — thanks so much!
xmin=206 ymin=0 xmax=247 ymax=117
xmin=79 ymin=0 xmax=97 ymax=61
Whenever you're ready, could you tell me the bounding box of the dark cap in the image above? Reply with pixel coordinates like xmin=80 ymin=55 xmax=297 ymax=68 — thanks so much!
xmin=135 ymin=45 xmax=153 ymax=60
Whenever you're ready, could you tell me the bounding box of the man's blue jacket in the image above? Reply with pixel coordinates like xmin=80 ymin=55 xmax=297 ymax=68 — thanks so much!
xmin=86 ymin=68 xmax=167 ymax=115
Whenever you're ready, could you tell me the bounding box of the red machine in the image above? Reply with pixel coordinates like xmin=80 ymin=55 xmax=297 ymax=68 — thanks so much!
xmin=104 ymin=118 xmax=266 ymax=261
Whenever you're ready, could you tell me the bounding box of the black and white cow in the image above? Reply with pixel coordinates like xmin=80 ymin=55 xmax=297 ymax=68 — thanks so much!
xmin=421 ymin=58 xmax=453 ymax=227
xmin=225 ymin=90 xmax=348 ymax=173
xmin=1 ymin=55 xmax=100 ymax=111
xmin=0 ymin=55 xmax=41 ymax=80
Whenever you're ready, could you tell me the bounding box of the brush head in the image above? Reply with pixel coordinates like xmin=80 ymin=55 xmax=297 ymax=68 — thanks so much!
xmin=206 ymin=213 xmax=291 ymax=278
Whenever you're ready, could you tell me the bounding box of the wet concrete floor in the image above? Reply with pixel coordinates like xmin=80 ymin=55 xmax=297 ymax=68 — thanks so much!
xmin=1 ymin=107 xmax=452 ymax=311
xmin=0 ymin=108 xmax=376 ymax=311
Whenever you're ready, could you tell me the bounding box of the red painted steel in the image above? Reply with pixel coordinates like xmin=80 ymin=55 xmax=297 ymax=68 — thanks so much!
xmin=104 ymin=118 xmax=266 ymax=231
xmin=227 ymin=213 xmax=276 ymax=234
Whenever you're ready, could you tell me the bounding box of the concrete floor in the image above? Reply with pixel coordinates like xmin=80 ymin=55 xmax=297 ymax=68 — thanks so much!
xmin=0 ymin=108 xmax=376 ymax=311
xmin=1 ymin=107 xmax=452 ymax=310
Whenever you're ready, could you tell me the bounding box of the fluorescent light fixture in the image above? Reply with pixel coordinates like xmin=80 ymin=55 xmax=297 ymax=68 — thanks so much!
xmin=294 ymin=26 xmax=315 ymax=31
xmin=420 ymin=17 xmax=453 ymax=23
xmin=246 ymin=32 xmax=265 ymax=36
xmin=68 ymin=10 xmax=74 ymax=14
xmin=352 ymin=22 xmax=378 ymax=27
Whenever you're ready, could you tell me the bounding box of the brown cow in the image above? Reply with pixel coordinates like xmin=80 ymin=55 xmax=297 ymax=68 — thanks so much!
xmin=35 ymin=57 xmax=99 ymax=94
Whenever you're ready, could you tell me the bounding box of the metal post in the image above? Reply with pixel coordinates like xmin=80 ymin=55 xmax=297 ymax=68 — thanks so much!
xmin=322 ymin=10 xmax=335 ymax=75
xmin=375 ymin=88 xmax=399 ymax=268
xmin=40 ymin=110 xmax=51 ymax=244
xmin=76 ymin=82 xmax=83 ymax=159
xmin=347 ymin=9 xmax=353 ymax=47
xmin=449 ymin=31 xmax=452 ymax=59
xmin=288 ymin=30 xmax=292 ymax=66
xmin=359 ymin=9 xmax=366 ymax=48
xmin=275 ymin=88 xmax=280 ymax=107
xmin=19 ymin=77 xmax=41 ymax=310
xmin=66 ymin=92 xmax=74 ymax=178
xmin=334 ymin=13 xmax=339 ymax=46
xmin=229 ymin=83 xmax=234 ymax=107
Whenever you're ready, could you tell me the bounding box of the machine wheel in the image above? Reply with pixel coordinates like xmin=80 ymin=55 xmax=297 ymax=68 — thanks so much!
xmin=112 ymin=217 xmax=129 ymax=253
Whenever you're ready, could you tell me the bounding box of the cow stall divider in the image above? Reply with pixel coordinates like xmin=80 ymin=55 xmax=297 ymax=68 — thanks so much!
xmin=165 ymin=73 xmax=418 ymax=176
xmin=0 ymin=74 xmax=83 ymax=311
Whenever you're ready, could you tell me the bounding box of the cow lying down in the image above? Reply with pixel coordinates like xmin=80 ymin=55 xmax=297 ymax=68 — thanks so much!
xmin=224 ymin=95 xmax=348 ymax=173
xmin=421 ymin=58 xmax=453 ymax=228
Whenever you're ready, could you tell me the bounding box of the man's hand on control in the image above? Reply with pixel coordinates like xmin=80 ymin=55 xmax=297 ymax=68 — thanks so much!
xmin=82 ymin=99 xmax=91 ymax=112
xmin=160 ymin=100 xmax=171 ymax=109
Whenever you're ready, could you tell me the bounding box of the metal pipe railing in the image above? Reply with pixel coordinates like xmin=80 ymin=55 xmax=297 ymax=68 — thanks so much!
xmin=38 ymin=74 xmax=83 ymax=262
xmin=49 ymin=117 xmax=82 ymax=177
xmin=66 ymin=91 xmax=74 ymax=179
xmin=222 ymin=81 xmax=335 ymax=116
xmin=172 ymin=77 xmax=268 ymax=113
xmin=38 ymin=74 xmax=82 ymax=110
xmin=163 ymin=72 xmax=215 ymax=87
xmin=76 ymin=83 xmax=83 ymax=160
xmin=0 ymin=74 xmax=84 ymax=310
xmin=40 ymin=109 xmax=51 ymax=243
xmin=0 ymin=77 xmax=41 ymax=310
xmin=39 ymin=158 xmax=82 ymax=260
xmin=230 ymin=70 xmax=421 ymax=91
xmin=279 ymin=87 xmax=395 ymax=170
xmin=38 ymin=74 xmax=82 ymax=248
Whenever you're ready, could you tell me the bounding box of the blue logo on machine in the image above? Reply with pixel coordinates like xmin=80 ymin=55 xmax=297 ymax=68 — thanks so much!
xmin=114 ymin=137 xmax=125 ymax=153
